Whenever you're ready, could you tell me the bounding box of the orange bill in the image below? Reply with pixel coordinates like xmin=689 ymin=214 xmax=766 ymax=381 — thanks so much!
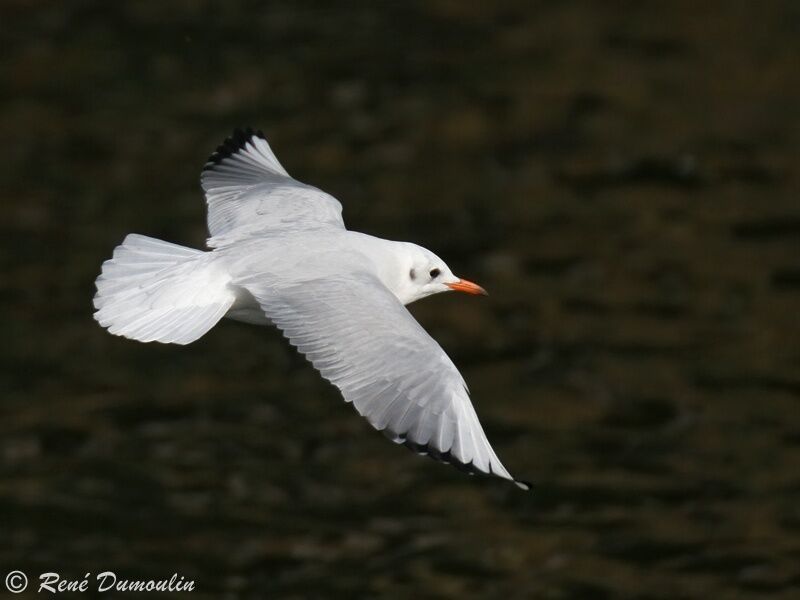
xmin=446 ymin=278 xmax=488 ymax=296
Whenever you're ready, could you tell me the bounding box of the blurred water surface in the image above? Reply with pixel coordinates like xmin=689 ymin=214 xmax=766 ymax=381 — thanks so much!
xmin=2 ymin=2 xmax=799 ymax=598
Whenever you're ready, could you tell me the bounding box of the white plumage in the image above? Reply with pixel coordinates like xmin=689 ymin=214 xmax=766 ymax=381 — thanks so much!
xmin=200 ymin=130 xmax=344 ymax=246
xmin=94 ymin=235 xmax=235 ymax=344
xmin=94 ymin=128 xmax=529 ymax=490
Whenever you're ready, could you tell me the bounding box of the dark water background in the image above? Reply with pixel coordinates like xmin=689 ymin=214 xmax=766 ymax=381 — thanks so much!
xmin=2 ymin=2 xmax=799 ymax=598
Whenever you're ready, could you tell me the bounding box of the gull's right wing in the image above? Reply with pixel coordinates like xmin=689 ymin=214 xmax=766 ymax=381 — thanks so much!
xmin=240 ymin=272 xmax=530 ymax=490
xmin=201 ymin=129 xmax=345 ymax=247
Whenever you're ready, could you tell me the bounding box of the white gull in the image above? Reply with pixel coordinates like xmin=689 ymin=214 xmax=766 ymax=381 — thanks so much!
xmin=93 ymin=129 xmax=529 ymax=490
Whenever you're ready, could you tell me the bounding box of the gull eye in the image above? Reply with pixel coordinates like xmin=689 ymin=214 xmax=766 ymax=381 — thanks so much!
xmin=409 ymin=268 xmax=416 ymax=280
xmin=429 ymin=268 xmax=441 ymax=279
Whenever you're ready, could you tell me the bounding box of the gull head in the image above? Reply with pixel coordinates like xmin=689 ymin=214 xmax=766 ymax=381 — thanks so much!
xmin=389 ymin=242 xmax=487 ymax=305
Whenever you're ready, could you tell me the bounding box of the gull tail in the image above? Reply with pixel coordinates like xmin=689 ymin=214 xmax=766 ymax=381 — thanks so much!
xmin=93 ymin=234 xmax=235 ymax=345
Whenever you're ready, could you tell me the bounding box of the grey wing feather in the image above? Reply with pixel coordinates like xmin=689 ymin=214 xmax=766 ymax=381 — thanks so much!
xmin=201 ymin=129 xmax=345 ymax=247
xmin=241 ymin=273 xmax=529 ymax=489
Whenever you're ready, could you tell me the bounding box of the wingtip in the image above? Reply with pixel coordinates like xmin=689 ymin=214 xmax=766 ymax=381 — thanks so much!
xmin=396 ymin=434 xmax=533 ymax=491
xmin=203 ymin=127 xmax=267 ymax=169
xmin=513 ymin=479 xmax=533 ymax=491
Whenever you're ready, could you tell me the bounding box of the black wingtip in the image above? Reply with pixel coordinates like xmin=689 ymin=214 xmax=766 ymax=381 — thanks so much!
xmin=203 ymin=127 xmax=267 ymax=170
xmin=396 ymin=435 xmax=530 ymax=490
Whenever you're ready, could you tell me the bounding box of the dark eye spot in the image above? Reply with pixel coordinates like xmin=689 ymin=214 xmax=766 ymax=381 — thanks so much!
xmin=409 ymin=268 xmax=416 ymax=280
xmin=429 ymin=268 xmax=441 ymax=279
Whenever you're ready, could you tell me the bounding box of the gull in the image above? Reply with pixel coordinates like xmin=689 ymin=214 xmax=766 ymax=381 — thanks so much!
xmin=93 ymin=129 xmax=529 ymax=490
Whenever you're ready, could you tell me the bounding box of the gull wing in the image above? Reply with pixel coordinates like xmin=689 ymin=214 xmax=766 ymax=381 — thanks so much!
xmin=241 ymin=273 xmax=530 ymax=489
xmin=201 ymin=129 xmax=345 ymax=248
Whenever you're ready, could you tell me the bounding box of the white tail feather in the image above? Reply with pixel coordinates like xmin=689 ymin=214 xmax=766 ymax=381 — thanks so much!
xmin=93 ymin=234 xmax=235 ymax=344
